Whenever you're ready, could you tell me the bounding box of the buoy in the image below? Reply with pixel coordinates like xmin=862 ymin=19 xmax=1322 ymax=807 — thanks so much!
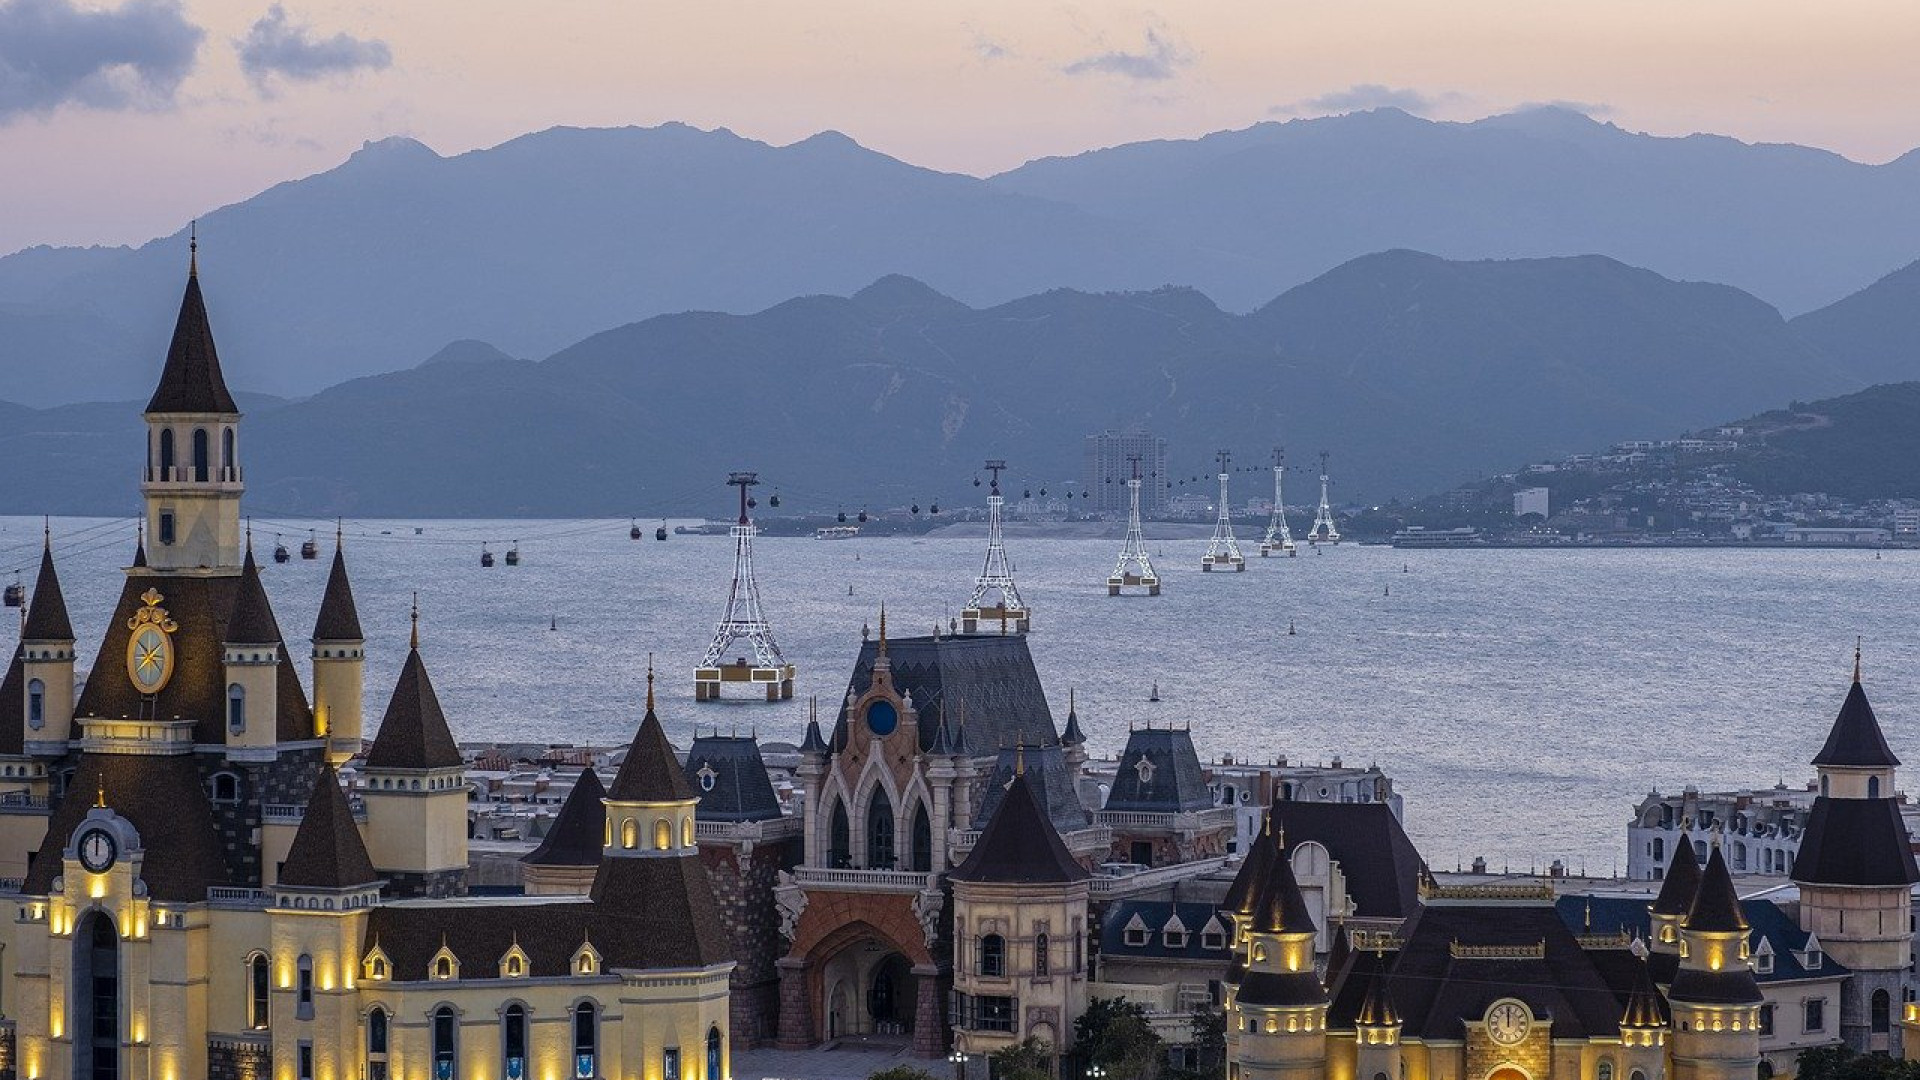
xmin=1149 ymin=682 xmax=1161 ymax=702
xmin=1403 ymin=562 xmax=1409 ymax=573
xmin=549 ymin=615 xmax=557 ymax=631
xmin=1384 ymin=584 xmax=1390 ymax=597
xmin=1287 ymin=619 xmax=1296 ymax=635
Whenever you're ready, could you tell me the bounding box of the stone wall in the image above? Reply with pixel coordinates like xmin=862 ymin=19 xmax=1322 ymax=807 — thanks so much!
xmin=702 ymin=834 xmax=803 ymax=1047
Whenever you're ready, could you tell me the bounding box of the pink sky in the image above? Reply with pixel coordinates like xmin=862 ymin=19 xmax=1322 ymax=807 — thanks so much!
xmin=4 ymin=0 xmax=1919 ymax=253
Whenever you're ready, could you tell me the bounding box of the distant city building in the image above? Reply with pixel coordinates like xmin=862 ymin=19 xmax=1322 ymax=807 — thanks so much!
xmin=1084 ymin=430 xmax=1168 ymax=516
xmin=1513 ymin=486 xmax=1551 ymax=519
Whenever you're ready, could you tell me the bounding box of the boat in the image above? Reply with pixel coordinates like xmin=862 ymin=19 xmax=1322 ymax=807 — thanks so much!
xmin=815 ymin=525 xmax=860 ymax=540
xmin=1390 ymin=527 xmax=1486 ymax=549
xmin=504 ymin=543 xmax=521 ymax=566
xmin=481 ymin=545 xmax=495 ymax=568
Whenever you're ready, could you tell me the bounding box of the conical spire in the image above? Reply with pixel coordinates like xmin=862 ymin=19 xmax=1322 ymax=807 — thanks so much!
xmin=926 ymin=710 xmax=954 ymax=755
xmin=146 ymin=244 xmax=238 ymax=415
xmin=1620 ymin=955 xmax=1669 ymax=1030
xmin=1813 ymin=657 xmax=1898 ymax=769
xmin=278 ymin=763 xmax=379 ymax=889
xmin=225 ymin=544 xmax=282 ymax=644
xmin=1355 ymin=947 xmax=1401 ymax=1028
xmin=1223 ymin=807 xmax=1279 ymax=919
xmin=21 ymin=529 xmax=73 ymax=641
xmin=1683 ymin=841 xmax=1747 ymax=933
xmin=1061 ymin=688 xmax=1086 ymax=745
xmin=606 ymin=664 xmax=696 ymax=802
xmin=523 ymin=768 xmax=607 ymax=867
xmin=951 ymin=770 xmax=1086 ymax=883
xmin=1248 ymin=826 xmax=1317 ymax=936
xmin=132 ymin=522 xmax=147 ymax=568
xmin=799 ymin=697 xmax=829 ymax=754
xmin=364 ymin=608 xmax=461 ymax=770
xmin=312 ymin=531 xmax=364 ymax=641
xmin=1650 ymin=833 xmax=1701 ymax=916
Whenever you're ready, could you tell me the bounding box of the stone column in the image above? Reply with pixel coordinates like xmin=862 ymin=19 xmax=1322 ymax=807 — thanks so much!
xmin=913 ymin=964 xmax=947 ymax=1058
xmin=776 ymin=957 xmax=816 ymax=1049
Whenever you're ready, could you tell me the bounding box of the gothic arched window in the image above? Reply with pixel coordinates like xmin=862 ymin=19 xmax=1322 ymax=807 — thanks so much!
xmin=433 ymin=1006 xmax=458 ymax=1080
xmin=911 ymin=802 xmax=932 ymax=872
xmin=829 ymin=799 xmax=851 ymax=868
xmin=159 ymin=429 xmax=176 ymax=476
xmin=866 ymin=788 xmax=895 ymax=869
xmin=192 ymin=428 xmax=210 ymax=482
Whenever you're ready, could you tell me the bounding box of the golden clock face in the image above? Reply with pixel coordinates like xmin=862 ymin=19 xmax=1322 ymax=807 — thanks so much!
xmin=127 ymin=624 xmax=174 ymax=694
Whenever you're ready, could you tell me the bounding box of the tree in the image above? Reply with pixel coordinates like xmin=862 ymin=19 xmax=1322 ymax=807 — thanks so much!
xmin=1166 ymin=1005 xmax=1225 ymax=1080
xmin=869 ymin=1067 xmax=938 ymax=1080
xmin=1075 ymin=997 xmax=1166 ymax=1080
xmin=990 ymin=1037 xmax=1057 ymax=1080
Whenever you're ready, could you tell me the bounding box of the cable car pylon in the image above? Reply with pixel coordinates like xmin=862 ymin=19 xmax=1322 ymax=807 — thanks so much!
xmin=1308 ymin=450 xmax=1341 ymax=545
xmin=694 ymin=471 xmax=795 ymax=702
xmin=961 ymin=459 xmax=1031 ymax=633
xmin=1201 ymin=449 xmax=1246 ymax=572
xmin=1260 ymin=447 xmax=1297 ymax=558
xmin=1108 ymin=455 xmax=1160 ymax=595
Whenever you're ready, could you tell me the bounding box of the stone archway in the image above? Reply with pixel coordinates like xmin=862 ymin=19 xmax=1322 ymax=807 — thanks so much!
xmin=779 ymin=911 xmax=944 ymax=1056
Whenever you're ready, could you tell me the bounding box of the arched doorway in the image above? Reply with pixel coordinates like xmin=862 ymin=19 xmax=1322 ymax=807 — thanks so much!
xmin=1487 ymin=1068 xmax=1529 ymax=1080
xmin=74 ymin=910 xmax=120 ymax=1080
xmin=868 ymin=954 xmax=914 ymax=1035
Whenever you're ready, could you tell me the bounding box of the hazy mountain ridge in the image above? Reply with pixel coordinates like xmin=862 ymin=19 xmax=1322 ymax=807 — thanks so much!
xmin=0 ymin=251 xmax=1864 ymax=517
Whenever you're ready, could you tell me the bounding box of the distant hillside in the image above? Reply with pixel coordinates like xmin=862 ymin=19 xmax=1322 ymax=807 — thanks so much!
xmin=0 ymin=252 xmax=1854 ymax=516
xmin=1725 ymin=383 xmax=1920 ymax=501
xmin=1790 ymin=260 xmax=1920 ymax=387
xmin=8 ymin=109 xmax=1920 ymax=405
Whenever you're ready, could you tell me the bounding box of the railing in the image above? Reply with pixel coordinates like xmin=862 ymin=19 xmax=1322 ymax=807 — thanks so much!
xmin=264 ymin=801 xmax=366 ymax=823
xmin=695 ymin=816 xmax=803 ymax=843
xmin=950 ymin=824 xmax=1110 ymax=854
xmin=1096 ymin=807 xmax=1236 ymax=830
xmin=1088 ymin=857 xmax=1229 ymax=899
xmin=0 ymin=792 xmax=49 ymax=812
xmin=207 ymin=887 xmax=271 ymax=908
xmin=792 ymin=867 xmax=932 ymax=892
xmin=0 ymin=878 xmax=25 ymax=894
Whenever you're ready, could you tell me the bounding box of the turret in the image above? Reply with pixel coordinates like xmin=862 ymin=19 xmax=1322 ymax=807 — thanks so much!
xmin=221 ymin=543 xmax=283 ymax=761
xmin=521 ymin=768 xmax=606 ymax=895
xmin=358 ymin=603 xmax=467 ymax=897
xmin=20 ymin=531 xmax=75 ymax=757
xmin=142 ymin=240 xmax=244 ymax=572
xmin=1618 ymin=956 xmax=1670 ymax=1080
xmin=1351 ymin=948 xmax=1401 ymax=1080
xmin=311 ymin=529 xmax=365 ymax=764
xmin=1667 ymin=842 xmax=1761 ymax=1080
xmin=594 ymin=667 xmax=700 ymax=887
xmin=1647 ymin=833 xmax=1700 ymax=976
xmin=1061 ymin=688 xmax=1088 ymax=776
xmin=1230 ymin=822 xmax=1328 ymax=1080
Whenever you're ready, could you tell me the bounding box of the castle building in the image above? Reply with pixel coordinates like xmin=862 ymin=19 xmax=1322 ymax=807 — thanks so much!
xmin=0 ymin=251 xmax=735 ymax=1080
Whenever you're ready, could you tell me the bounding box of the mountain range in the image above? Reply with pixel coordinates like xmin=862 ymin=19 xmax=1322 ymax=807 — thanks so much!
xmin=7 ymin=108 xmax=1920 ymax=406
xmin=2 ymin=248 xmax=1905 ymax=517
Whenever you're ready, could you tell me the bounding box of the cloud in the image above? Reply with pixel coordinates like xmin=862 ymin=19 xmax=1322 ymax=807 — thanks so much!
xmin=971 ymin=32 xmax=1011 ymax=62
xmin=236 ymin=4 xmax=390 ymax=93
xmin=0 ymin=0 xmax=204 ymax=122
xmin=1271 ymin=84 xmax=1464 ymax=117
xmin=1514 ymin=98 xmax=1615 ymax=118
xmin=1063 ymin=27 xmax=1192 ymax=82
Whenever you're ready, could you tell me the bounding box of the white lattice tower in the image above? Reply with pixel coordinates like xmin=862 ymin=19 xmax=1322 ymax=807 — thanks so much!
xmin=1202 ymin=449 xmax=1246 ymax=571
xmin=963 ymin=459 xmax=1030 ymax=632
xmin=1108 ymin=455 xmax=1159 ymax=594
xmin=696 ymin=472 xmax=795 ymax=700
xmin=1309 ymin=451 xmax=1341 ymax=544
xmin=1261 ymin=446 xmax=1297 ymax=557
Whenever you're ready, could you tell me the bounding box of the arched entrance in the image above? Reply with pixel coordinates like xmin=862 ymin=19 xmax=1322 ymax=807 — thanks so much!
xmin=818 ymin=939 xmax=917 ymax=1040
xmin=868 ymin=954 xmax=914 ymax=1035
xmin=74 ymin=910 xmax=120 ymax=1080
xmin=1487 ymin=1067 xmax=1530 ymax=1080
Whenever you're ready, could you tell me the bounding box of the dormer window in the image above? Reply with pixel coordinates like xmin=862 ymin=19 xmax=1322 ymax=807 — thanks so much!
xmin=697 ymin=763 xmax=717 ymax=792
xmin=1203 ymin=929 xmax=1226 ymax=950
xmin=1806 ymin=948 xmax=1822 ymax=970
xmin=1135 ymin=757 xmax=1156 ymax=784
xmin=1755 ymin=951 xmax=1774 ymax=974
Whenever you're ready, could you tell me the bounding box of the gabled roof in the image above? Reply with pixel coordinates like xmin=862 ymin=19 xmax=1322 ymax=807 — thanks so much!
xmin=22 ymin=538 xmax=72 ymax=641
xmin=365 ymin=646 xmax=462 ymax=769
xmin=951 ymin=769 xmax=1088 ymax=884
xmin=833 ymin=633 xmax=1059 ymax=754
xmin=146 ymin=261 xmax=239 ymax=414
xmin=279 ymin=763 xmax=379 ymax=888
xmin=1813 ymin=678 xmax=1899 ymax=768
xmin=606 ymin=690 xmax=694 ymax=803
xmin=1556 ymin=895 xmax=1850 ymax=985
xmin=971 ymin=742 xmax=1091 ymax=834
xmin=1792 ymin=796 xmax=1920 ymax=886
xmin=1100 ymin=900 xmax=1231 ymax=961
xmin=1104 ymin=727 xmax=1212 ymax=813
xmin=1684 ymin=843 xmax=1747 ymax=933
xmin=1649 ymin=835 xmax=1700 ymax=916
xmin=522 ymin=768 xmax=606 ymax=867
xmin=1271 ymin=801 xmax=1424 ymax=918
xmin=313 ymin=540 xmax=363 ymax=641
xmin=224 ymin=546 xmax=282 ymax=644
xmin=684 ymin=734 xmax=782 ymax=822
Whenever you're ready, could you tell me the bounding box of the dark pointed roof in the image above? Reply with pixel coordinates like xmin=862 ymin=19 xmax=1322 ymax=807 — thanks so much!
xmin=836 ymin=633 xmax=1059 ymax=753
xmin=1813 ymin=678 xmax=1898 ymax=768
xmin=1684 ymin=843 xmax=1747 ymax=933
xmin=1249 ymin=830 xmax=1318 ymax=936
xmin=1271 ymin=801 xmax=1425 ymax=919
xmin=951 ymin=770 xmax=1088 ymax=884
xmin=364 ymin=647 xmax=462 ymax=769
xmin=132 ymin=530 xmax=147 ymax=568
xmin=224 ymin=547 xmax=282 ymax=644
xmin=523 ymin=768 xmax=607 ymax=867
xmin=1062 ymin=691 xmax=1086 ymax=745
xmin=1620 ymin=958 xmax=1669 ymax=1029
xmin=1649 ymin=834 xmax=1701 ymax=916
xmin=1792 ymin=797 xmax=1920 ymax=886
xmin=279 ymin=764 xmax=379 ymax=888
xmin=685 ymin=734 xmax=782 ymax=822
xmin=799 ymin=712 xmax=829 ymax=754
xmin=925 ymin=713 xmax=954 ymax=755
xmin=23 ymin=753 xmax=233 ymax=901
xmin=971 ymin=743 xmax=1091 ymax=834
xmin=607 ymin=692 xmax=695 ymax=803
xmin=0 ymin=644 xmax=24 ymax=756
xmin=22 ymin=538 xmax=72 ymax=640
xmin=1355 ymin=948 xmax=1401 ymax=1028
xmin=1105 ymin=726 xmax=1212 ymax=812
xmin=146 ymin=262 xmax=238 ymax=414
xmin=312 ymin=540 xmax=363 ymax=641
xmin=1222 ymin=814 xmax=1279 ymax=919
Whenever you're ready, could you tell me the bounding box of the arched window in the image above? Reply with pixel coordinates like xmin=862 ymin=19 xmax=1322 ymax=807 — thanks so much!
xmin=706 ymin=1025 xmax=722 ymax=1080
xmin=1652 ymin=837 xmax=1664 ymax=862
xmin=228 ymin=684 xmax=246 ymax=733
xmin=683 ymin=816 xmax=695 ymax=847
xmin=222 ymin=428 xmax=235 ymax=474
xmin=296 ymin=954 xmax=314 ymax=1018
xmin=980 ymin=934 xmax=1006 ymax=977
xmin=433 ymin=1006 xmax=458 ymax=1080
xmin=1822 ymin=775 xmax=1830 ymax=797
xmin=653 ymin=818 xmax=671 ymax=850
xmin=866 ymin=787 xmax=895 ymax=869
xmin=829 ymin=799 xmax=851 ymax=868
xmin=367 ymin=1007 xmax=390 ymax=1080
xmin=26 ymin=678 xmax=44 ymax=730
xmin=436 ymin=956 xmax=452 ymax=979
xmin=192 ymin=428 xmax=210 ymax=482
xmin=211 ymin=773 xmax=239 ymax=803
xmin=1869 ymin=776 xmax=1881 ymax=799
xmin=620 ymin=819 xmax=637 ymax=850
xmin=1873 ymin=989 xmax=1892 ymax=1033
xmin=911 ymin=802 xmax=933 ymax=873
xmin=1035 ymin=933 xmax=1050 ymax=977
xmin=572 ymin=1002 xmax=598 ymax=1079
xmin=503 ymin=1004 xmax=528 ymax=1080
xmin=159 ymin=429 xmax=175 ymax=477
xmin=248 ymin=954 xmax=270 ymax=1029
xmin=1598 ymin=1061 xmax=1614 ymax=1080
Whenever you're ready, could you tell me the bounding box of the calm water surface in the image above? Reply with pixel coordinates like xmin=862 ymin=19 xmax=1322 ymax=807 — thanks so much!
xmin=4 ymin=516 xmax=1913 ymax=875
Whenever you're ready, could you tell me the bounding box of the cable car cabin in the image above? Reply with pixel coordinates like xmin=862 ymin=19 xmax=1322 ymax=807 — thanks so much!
xmin=505 ymin=544 xmax=520 ymax=566
xmin=656 ymin=523 xmax=668 ymax=541
xmin=630 ymin=520 xmax=642 ymax=540
xmin=300 ymin=534 xmax=318 ymax=559
xmin=273 ymin=536 xmax=291 ymax=563
xmin=3 ymin=577 xmax=22 ymax=608
xmin=481 ymin=545 xmax=495 ymax=568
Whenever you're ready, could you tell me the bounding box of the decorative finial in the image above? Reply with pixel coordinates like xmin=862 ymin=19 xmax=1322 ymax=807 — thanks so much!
xmin=337 ymin=518 xmax=344 ymax=546
xmin=1069 ymin=687 xmax=1076 ymax=714
xmin=43 ymin=517 xmax=51 ymax=548
xmin=95 ymin=780 xmax=106 ymax=808
xmin=877 ymin=603 xmax=888 ymax=656
xmin=409 ymin=593 xmax=419 ymax=650
xmin=1584 ymin=897 xmax=1592 ymax=931
xmin=1854 ymin=637 xmax=1862 ymax=684
xmin=189 ymin=220 xmax=198 ymax=276
xmin=246 ymin=518 xmax=253 ymax=551
xmin=1015 ymin=741 xmax=1025 ymax=776
xmin=646 ymin=653 xmax=656 ymax=713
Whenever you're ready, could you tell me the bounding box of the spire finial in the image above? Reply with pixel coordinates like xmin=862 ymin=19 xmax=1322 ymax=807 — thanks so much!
xmin=1015 ymin=741 xmax=1025 ymax=776
xmin=877 ymin=603 xmax=888 ymax=656
xmin=409 ymin=592 xmax=419 ymax=650
xmin=95 ymin=780 xmax=106 ymax=808
xmin=646 ymin=653 xmax=656 ymax=713
xmin=337 ymin=518 xmax=344 ymax=546
xmin=43 ymin=517 xmax=51 ymax=549
xmin=246 ymin=518 xmax=253 ymax=552
xmin=189 ymin=219 xmax=198 ymax=277
xmin=1854 ymin=637 xmax=1863 ymax=684
xmin=1069 ymin=687 xmax=1076 ymax=714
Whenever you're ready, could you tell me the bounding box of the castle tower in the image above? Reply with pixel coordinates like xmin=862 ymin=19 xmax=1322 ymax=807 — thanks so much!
xmin=695 ymin=472 xmax=795 ymax=701
xmin=1260 ymin=448 xmax=1297 ymax=557
xmin=1667 ymin=843 xmax=1762 ymax=1080
xmin=1618 ymin=957 xmax=1670 ymax=1080
xmin=359 ymin=604 xmax=468 ymax=897
xmin=1060 ymin=690 xmax=1088 ymax=779
xmin=20 ymin=531 xmax=75 ymax=759
xmin=142 ymin=239 xmax=245 ymax=572
xmin=310 ymin=529 xmax=365 ymax=765
xmin=1351 ymin=948 xmax=1401 ymax=1080
xmin=596 ymin=667 xmax=701 ymax=875
xmin=1646 ymin=833 xmax=1700 ymax=979
xmin=949 ymin=760 xmax=1092 ymax=1062
xmin=1229 ymin=821 xmax=1328 ymax=1080
xmin=964 ymin=459 xmax=1032 ymax=632
xmin=1791 ymin=653 xmax=1920 ymax=1053
xmin=221 ymin=543 xmax=284 ymax=762
xmin=1202 ymin=449 xmax=1247 ymax=572
xmin=520 ymin=767 xmax=606 ymax=895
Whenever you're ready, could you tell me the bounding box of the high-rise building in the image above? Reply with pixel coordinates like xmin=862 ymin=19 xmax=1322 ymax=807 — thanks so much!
xmin=1084 ymin=430 xmax=1168 ymax=517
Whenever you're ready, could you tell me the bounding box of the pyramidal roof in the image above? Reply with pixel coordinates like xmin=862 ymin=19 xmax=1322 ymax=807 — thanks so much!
xmin=1248 ymin=827 xmax=1318 ymax=935
xmin=22 ymin=534 xmax=72 ymax=641
xmin=1684 ymin=842 xmax=1747 ymax=933
xmin=523 ymin=768 xmax=607 ymax=867
xmin=224 ymin=545 xmax=282 ymax=644
xmin=146 ymin=256 xmax=238 ymax=415
xmin=313 ymin=536 xmax=363 ymax=641
xmin=607 ymin=677 xmax=695 ymax=802
xmin=278 ymin=764 xmax=379 ymax=888
xmin=364 ymin=622 xmax=462 ymax=770
xmin=1649 ymin=834 xmax=1701 ymax=916
xmin=1354 ymin=947 xmax=1401 ymax=1027
xmin=1620 ymin=957 xmax=1669 ymax=1029
xmin=1813 ymin=665 xmax=1898 ymax=769
xmin=951 ymin=768 xmax=1087 ymax=884
xmin=1222 ymin=812 xmax=1279 ymax=918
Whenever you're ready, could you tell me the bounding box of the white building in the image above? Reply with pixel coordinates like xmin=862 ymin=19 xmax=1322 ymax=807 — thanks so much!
xmin=1513 ymin=486 xmax=1551 ymax=519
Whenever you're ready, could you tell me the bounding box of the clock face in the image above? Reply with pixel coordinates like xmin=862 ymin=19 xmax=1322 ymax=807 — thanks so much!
xmin=127 ymin=625 xmax=174 ymax=694
xmin=865 ymin=699 xmax=899 ymax=737
xmin=78 ymin=828 xmax=117 ymax=874
xmin=1486 ymin=1000 xmax=1531 ymax=1045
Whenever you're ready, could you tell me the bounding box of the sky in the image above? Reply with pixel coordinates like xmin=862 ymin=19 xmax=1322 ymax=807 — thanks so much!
xmin=3 ymin=0 xmax=1920 ymax=254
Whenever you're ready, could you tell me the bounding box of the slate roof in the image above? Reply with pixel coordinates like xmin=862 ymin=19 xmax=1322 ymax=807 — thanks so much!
xmin=1792 ymin=797 xmax=1920 ymax=886
xmin=1221 ymin=817 xmax=1278 ymax=921
xmin=832 ymin=633 xmax=1059 ymax=754
xmin=607 ymin=699 xmax=695 ymax=803
xmin=364 ymin=646 xmax=462 ymax=770
xmin=24 ymin=753 xmax=233 ymax=900
xmin=971 ymin=743 xmax=1092 ymax=834
xmin=1270 ymin=801 xmax=1424 ymax=918
xmin=684 ymin=735 xmax=782 ymax=822
xmin=1352 ymin=947 xmax=1401 ymax=1027
xmin=75 ymin=572 xmax=314 ymax=744
xmin=523 ymin=769 xmax=606 ymax=867
xmin=279 ymin=763 xmax=379 ymax=888
xmin=225 ymin=547 xmax=282 ymax=643
xmin=1248 ymin=826 xmax=1317 ymax=936
xmin=586 ymin=852 xmax=735 ymax=967
xmin=1686 ymin=844 xmax=1747 ymax=933
xmin=1619 ymin=958 xmax=1669 ymax=1028
xmin=312 ymin=540 xmax=363 ymax=641
xmin=1649 ymin=836 xmax=1701 ymax=916
xmin=1100 ymin=900 xmax=1231 ymax=961
xmin=146 ymin=263 xmax=239 ymax=414
xmin=1556 ymin=895 xmax=1848 ymax=986
xmin=799 ymin=714 xmax=829 ymax=753
xmin=22 ymin=540 xmax=72 ymax=641
xmin=1104 ymin=727 xmax=1212 ymax=813
xmin=0 ymin=644 xmax=24 ymax=756
xmin=951 ymin=770 xmax=1088 ymax=885
xmin=1813 ymin=678 xmax=1899 ymax=768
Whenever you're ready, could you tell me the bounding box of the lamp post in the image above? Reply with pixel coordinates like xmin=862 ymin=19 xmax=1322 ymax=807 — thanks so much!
xmin=950 ymin=1049 xmax=969 ymax=1080
xmin=1088 ymin=1066 xmax=1107 ymax=1080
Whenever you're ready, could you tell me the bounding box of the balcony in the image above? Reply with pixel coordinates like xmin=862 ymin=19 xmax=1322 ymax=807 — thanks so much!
xmin=1096 ymin=807 xmax=1237 ymax=832
xmin=792 ymin=866 xmax=932 ymax=893
xmin=1088 ymin=857 xmax=1228 ymax=900
xmin=695 ymin=816 xmax=804 ymax=844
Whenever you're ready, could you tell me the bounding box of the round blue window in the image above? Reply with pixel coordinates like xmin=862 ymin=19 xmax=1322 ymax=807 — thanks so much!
xmin=865 ymin=700 xmax=898 ymax=737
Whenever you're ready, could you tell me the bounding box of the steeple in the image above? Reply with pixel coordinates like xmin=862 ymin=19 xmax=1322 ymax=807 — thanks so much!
xmin=1650 ymin=834 xmax=1701 ymax=916
xmin=950 ymin=770 xmax=1086 ymax=884
xmin=312 ymin=529 xmax=363 ymax=641
xmin=1683 ymin=841 xmax=1746 ymax=934
xmin=606 ymin=680 xmax=697 ymax=803
xmin=1061 ymin=688 xmax=1086 ymax=745
xmin=311 ymin=529 xmax=367 ymax=764
xmin=224 ymin=543 xmax=281 ymax=644
xmin=523 ymin=768 xmax=607 ymax=868
xmin=1813 ymin=661 xmax=1898 ymax=770
xmin=363 ymin=619 xmax=461 ymax=770
xmin=799 ymin=697 xmax=829 ymax=755
xmin=146 ymin=238 xmax=238 ymax=415
xmin=357 ymin=601 xmax=467 ymax=897
xmin=278 ymin=763 xmax=379 ymax=889
xmin=1247 ymin=828 xmax=1317 ymax=937
xmin=21 ymin=530 xmax=72 ymax=642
